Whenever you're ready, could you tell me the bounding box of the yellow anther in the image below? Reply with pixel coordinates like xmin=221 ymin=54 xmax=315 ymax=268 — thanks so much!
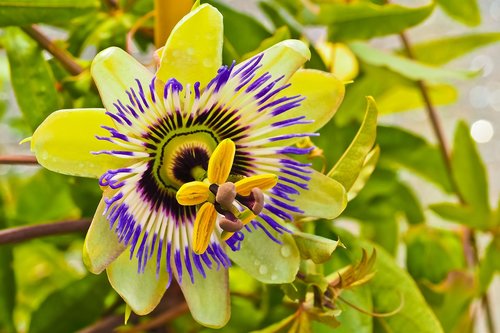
xmin=207 ymin=138 xmax=235 ymax=184
xmin=234 ymin=174 xmax=278 ymax=196
xmin=176 ymin=181 xmax=210 ymax=206
xmin=193 ymin=202 xmax=217 ymax=254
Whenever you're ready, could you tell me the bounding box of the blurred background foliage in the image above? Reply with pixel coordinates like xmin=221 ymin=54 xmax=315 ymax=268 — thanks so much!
xmin=0 ymin=0 xmax=499 ymax=332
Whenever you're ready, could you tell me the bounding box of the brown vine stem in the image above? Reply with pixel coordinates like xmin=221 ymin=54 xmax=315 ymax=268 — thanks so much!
xmin=0 ymin=155 xmax=38 ymax=165
xmin=121 ymin=302 xmax=189 ymax=333
xmin=21 ymin=26 xmax=84 ymax=76
xmin=399 ymin=32 xmax=495 ymax=333
xmin=0 ymin=219 xmax=91 ymax=245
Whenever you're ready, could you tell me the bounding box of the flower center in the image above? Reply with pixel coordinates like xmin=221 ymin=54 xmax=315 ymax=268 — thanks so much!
xmin=175 ymin=139 xmax=278 ymax=254
xmin=156 ymin=131 xmax=218 ymax=189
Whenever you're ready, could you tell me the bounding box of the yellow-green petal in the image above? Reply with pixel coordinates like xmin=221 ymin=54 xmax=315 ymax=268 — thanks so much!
xmin=228 ymin=227 xmax=300 ymax=284
xmin=156 ymin=3 xmax=223 ymax=88
xmin=107 ymin=251 xmax=170 ymax=315
xmin=236 ymin=39 xmax=310 ymax=86
xmin=193 ymin=202 xmax=217 ymax=254
xmin=294 ymin=170 xmax=348 ymax=220
xmin=262 ymin=69 xmax=345 ymax=144
xmin=91 ymin=47 xmax=154 ymax=113
xmin=234 ymin=174 xmax=278 ymax=196
xmin=83 ymin=196 xmax=126 ymax=274
xmin=30 ymin=108 xmax=132 ymax=178
xmin=207 ymin=138 xmax=235 ymax=184
xmin=176 ymin=181 xmax=210 ymax=206
xmin=176 ymin=262 xmax=230 ymax=328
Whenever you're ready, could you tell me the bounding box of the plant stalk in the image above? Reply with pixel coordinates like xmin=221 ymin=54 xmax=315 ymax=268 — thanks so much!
xmin=0 ymin=219 xmax=90 ymax=245
xmin=22 ymin=26 xmax=84 ymax=76
xmin=399 ymin=31 xmax=495 ymax=333
xmin=0 ymin=155 xmax=38 ymax=165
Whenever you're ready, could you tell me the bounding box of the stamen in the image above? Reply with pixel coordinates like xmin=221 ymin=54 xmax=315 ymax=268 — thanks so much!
xmin=215 ymin=182 xmax=236 ymax=207
xmin=219 ymin=218 xmax=244 ymax=232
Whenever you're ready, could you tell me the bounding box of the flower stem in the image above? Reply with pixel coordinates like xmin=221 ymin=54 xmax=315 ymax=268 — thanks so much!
xmin=0 ymin=155 xmax=38 ymax=165
xmin=399 ymin=31 xmax=495 ymax=333
xmin=154 ymin=0 xmax=193 ymax=49
xmin=21 ymin=26 xmax=84 ymax=76
xmin=0 ymin=219 xmax=90 ymax=245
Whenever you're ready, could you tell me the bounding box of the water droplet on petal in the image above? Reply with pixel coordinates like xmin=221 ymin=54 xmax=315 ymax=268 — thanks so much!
xmin=202 ymin=59 xmax=212 ymax=68
xmin=259 ymin=265 xmax=268 ymax=275
xmin=186 ymin=47 xmax=195 ymax=56
xmin=271 ymin=274 xmax=278 ymax=281
xmin=254 ymin=259 xmax=261 ymax=266
xmin=280 ymin=245 xmax=291 ymax=258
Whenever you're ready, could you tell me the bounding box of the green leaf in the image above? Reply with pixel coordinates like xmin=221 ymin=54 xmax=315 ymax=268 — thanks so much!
xmin=429 ymin=202 xmax=488 ymax=229
xmin=478 ymin=237 xmax=500 ymax=294
xmin=437 ymin=0 xmax=480 ymax=27
xmin=0 ymin=194 xmax=16 ymax=333
xmin=307 ymin=308 xmax=340 ymax=329
xmin=334 ymin=229 xmax=444 ymax=333
xmin=331 ymin=64 xmax=408 ymax=126
xmin=241 ymin=26 xmax=291 ymax=61
xmin=259 ymin=0 xmax=327 ymax=71
xmin=424 ymin=272 xmax=475 ymax=333
xmin=345 ymin=168 xmax=424 ymax=229
xmin=259 ymin=0 xmax=303 ymax=38
xmin=0 ymin=54 xmax=10 ymax=121
xmin=206 ymin=0 xmax=271 ymax=61
xmin=451 ymin=121 xmax=490 ymax=215
xmin=328 ymin=97 xmax=378 ymax=192
xmin=281 ymin=281 xmax=308 ymax=302
xmin=411 ymin=33 xmax=500 ymax=65
xmin=292 ymin=230 xmax=342 ymax=264
xmin=29 ymin=274 xmax=109 ymax=333
xmin=3 ymin=27 xmax=61 ymax=130
xmin=405 ymin=226 xmax=466 ymax=284
xmin=378 ymin=126 xmax=453 ymax=193
xmin=369 ymin=246 xmax=444 ymax=333
xmin=8 ymin=169 xmax=80 ymax=225
xmin=331 ymin=287 xmax=372 ymax=333
xmin=309 ymin=2 xmax=434 ymax=41
xmin=377 ymin=84 xmax=458 ymax=114
xmin=350 ymin=42 xmax=476 ymax=83
xmin=250 ymin=313 xmax=296 ymax=333
xmin=0 ymin=0 xmax=99 ymax=26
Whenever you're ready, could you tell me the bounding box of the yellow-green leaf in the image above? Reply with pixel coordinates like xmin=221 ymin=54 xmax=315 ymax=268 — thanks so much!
xmin=310 ymin=2 xmax=434 ymax=42
xmin=328 ymin=97 xmax=378 ymax=192
xmin=451 ymin=121 xmax=490 ymax=215
xmin=3 ymin=27 xmax=61 ymax=130
xmin=0 ymin=0 xmax=99 ymax=27
xmin=437 ymin=0 xmax=480 ymax=27
xmin=350 ymin=42 xmax=476 ymax=82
